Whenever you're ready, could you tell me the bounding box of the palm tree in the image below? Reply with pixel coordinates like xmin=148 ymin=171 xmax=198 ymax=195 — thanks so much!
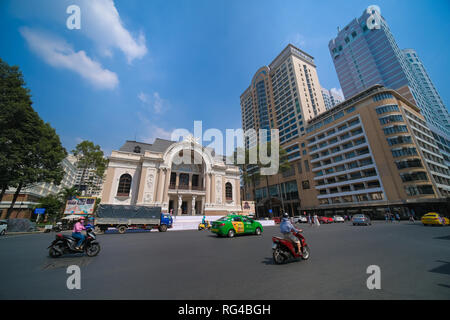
xmin=232 ymin=143 xmax=290 ymax=217
xmin=58 ymin=186 xmax=81 ymax=203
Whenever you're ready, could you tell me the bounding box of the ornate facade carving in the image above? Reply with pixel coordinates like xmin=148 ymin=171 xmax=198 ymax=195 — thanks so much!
xmin=102 ymin=139 xmax=241 ymax=215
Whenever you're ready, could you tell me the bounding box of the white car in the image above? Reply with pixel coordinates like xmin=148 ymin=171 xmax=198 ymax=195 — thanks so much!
xmin=0 ymin=220 xmax=7 ymax=235
xmin=333 ymin=215 xmax=345 ymax=223
xmin=293 ymin=216 xmax=308 ymax=223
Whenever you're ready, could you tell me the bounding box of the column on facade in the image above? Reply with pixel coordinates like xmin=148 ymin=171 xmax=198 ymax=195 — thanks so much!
xmin=200 ymin=196 xmax=204 ymax=215
xmin=211 ymin=174 xmax=216 ymax=205
xmin=157 ymin=168 xmax=166 ymax=203
xmin=178 ymin=194 xmax=182 ymax=215
xmin=191 ymin=196 xmax=196 ymax=215
xmin=154 ymin=168 xmax=161 ymax=203
xmin=205 ymin=173 xmax=210 ymax=204
xmin=136 ymin=167 xmax=147 ymax=204
xmin=163 ymin=168 xmax=171 ymax=203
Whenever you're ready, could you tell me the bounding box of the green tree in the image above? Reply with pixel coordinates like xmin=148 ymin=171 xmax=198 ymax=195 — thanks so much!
xmin=0 ymin=58 xmax=67 ymax=218
xmin=35 ymin=194 xmax=64 ymax=223
xmin=231 ymin=142 xmax=290 ymax=217
xmin=0 ymin=57 xmax=34 ymax=201
xmin=58 ymin=186 xmax=81 ymax=203
xmin=72 ymin=141 xmax=108 ymax=195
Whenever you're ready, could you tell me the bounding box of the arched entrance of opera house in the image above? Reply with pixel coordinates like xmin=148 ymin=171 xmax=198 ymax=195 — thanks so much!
xmin=167 ymin=149 xmax=207 ymax=215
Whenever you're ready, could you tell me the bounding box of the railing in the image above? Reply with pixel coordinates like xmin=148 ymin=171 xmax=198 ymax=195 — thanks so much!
xmin=168 ymin=184 xmax=205 ymax=191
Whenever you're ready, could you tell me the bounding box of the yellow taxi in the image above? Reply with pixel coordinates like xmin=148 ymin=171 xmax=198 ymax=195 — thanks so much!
xmin=421 ymin=212 xmax=450 ymax=226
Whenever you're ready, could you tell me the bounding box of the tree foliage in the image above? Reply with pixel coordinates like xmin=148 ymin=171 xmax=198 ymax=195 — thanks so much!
xmin=72 ymin=140 xmax=108 ymax=193
xmin=0 ymin=58 xmax=67 ymax=218
xmin=35 ymin=194 xmax=64 ymax=223
xmin=58 ymin=186 xmax=81 ymax=203
xmin=231 ymin=142 xmax=290 ymax=215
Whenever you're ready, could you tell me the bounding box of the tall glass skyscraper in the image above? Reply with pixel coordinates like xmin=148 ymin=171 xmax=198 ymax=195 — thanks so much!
xmin=329 ymin=5 xmax=450 ymax=169
xmin=403 ymin=49 xmax=450 ymax=132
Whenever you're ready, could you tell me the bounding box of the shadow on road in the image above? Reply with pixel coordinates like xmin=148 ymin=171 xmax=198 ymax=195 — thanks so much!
xmin=428 ymin=260 xmax=450 ymax=276
xmin=41 ymin=255 xmax=94 ymax=271
xmin=261 ymin=257 xmax=275 ymax=265
xmin=433 ymin=235 xmax=450 ymax=241
xmin=437 ymin=284 xmax=450 ymax=289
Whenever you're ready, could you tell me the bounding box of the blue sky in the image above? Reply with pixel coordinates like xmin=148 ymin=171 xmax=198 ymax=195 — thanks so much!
xmin=1 ymin=0 xmax=449 ymax=156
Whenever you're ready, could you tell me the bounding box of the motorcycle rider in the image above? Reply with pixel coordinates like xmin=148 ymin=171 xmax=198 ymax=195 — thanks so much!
xmin=72 ymin=217 xmax=86 ymax=250
xmin=280 ymin=212 xmax=302 ymax=254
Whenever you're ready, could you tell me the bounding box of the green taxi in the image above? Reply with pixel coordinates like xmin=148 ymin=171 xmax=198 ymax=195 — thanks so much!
xmin=210 ymin=214 xmax=263 ymax=238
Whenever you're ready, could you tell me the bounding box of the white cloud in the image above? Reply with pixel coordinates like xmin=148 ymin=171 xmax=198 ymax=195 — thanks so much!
xmin=80 ymin=0 xmax=147 ymax=63
xmin=286 ymin=33 xmax=306 ymax=48
xmin=138 ymin=91 xmax=167 ymax=114
xmin=330 ymin=88 xmax=344 ymax=99
xmin=20 ymin=27 xmax=119 ymax=90
xmin=138 ymin=92 xmax=149 ymax=103
xmin=136 ymin=112 xmax=172 ymax=143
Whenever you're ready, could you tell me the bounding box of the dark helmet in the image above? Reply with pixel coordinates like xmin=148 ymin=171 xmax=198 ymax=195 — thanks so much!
xmin=283 ymin=212 xmax=289 ymax=218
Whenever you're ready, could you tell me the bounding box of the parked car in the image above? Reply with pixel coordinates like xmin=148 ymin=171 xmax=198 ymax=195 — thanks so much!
xmin=318 ymin=216 xmax=334 ymax=224
xmin=293 ymin=216 xmax=308 ymax=223
xmin=421 ymin=212 xmax=449 ymax=226
xmin=273 ymin=217 xmax=282 ymax=224
xmin=352 ymin=214 xmax=371 ymax=226
xmin=333 ymin=215 xmax=345 ymax=223
xmin=210 ymin=214 xmax=263 ymax=238
xmin=0 ymin=220 xmax=7 ymax=236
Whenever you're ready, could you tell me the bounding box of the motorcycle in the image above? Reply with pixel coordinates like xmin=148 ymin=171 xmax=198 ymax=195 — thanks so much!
xmin=52 ymin=222 xmax=63 ymax=232
xmin=198 ymin=221 xmax=211 ymax=230
xmin=272 ymin=230 xmax=310 ymax=264
xmin=48 ymin=228 xmax=101 ymax=258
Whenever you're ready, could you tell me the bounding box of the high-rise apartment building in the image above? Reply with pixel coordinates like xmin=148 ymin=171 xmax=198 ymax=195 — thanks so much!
xmin=328 ymin=5 xmax=450 ymax=170
xmin=322 ymin=88 xmax=344 ymax=110
xmin=240 ymin=44 xmax=327 ymax=147
xmin=67 ymin=155 xmax=104 ymax=197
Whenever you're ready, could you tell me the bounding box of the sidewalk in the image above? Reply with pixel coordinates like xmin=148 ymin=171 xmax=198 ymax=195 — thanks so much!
xmin=1 ymin=231 xmax=44 ymax=236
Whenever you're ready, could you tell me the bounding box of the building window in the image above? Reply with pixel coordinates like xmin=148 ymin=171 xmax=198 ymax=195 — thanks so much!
xmin=225 ymin=182 xmax=233 ymax=201
xmin=304 ymin=160 xmax=310 ymax=172
xmin=297 ymin=161 xmax=302 ymax=173
xmin=117 ymin=174 xmax=132 ymax=196
xmin=302 ymin=180 xmax=310 ymax=189
xmin=179 ymin=173 xmax=189 ymax=187
xmin=133 ymin=146 xmax=141 ymax=153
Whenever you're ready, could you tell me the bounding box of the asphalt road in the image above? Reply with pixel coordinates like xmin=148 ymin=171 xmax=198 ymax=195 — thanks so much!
xmin=1 ymin=221 xmax=449 ymax=299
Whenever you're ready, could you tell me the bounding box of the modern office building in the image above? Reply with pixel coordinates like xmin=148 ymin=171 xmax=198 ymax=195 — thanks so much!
xmin=402 ymin=49 xmax=450 ymax=170
xmin=328 ymin=5 xmax=450 ymax=171
xmin=322 ymin=88 xmax=344 ymax=110
xmin=0 ymin=157 xmax=78 ymax=219
xmin=246 ymin=85 xmax=450 ymax=217
xmin=403 ymin=49 xmax=450 ymax=132
xmin=101 ymin=137 xmax=242 ymax=216
xmin=240 ymin=44 xmax=327 ymax=148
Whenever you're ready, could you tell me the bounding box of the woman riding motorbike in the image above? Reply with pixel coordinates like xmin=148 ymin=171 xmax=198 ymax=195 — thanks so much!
xmin=72 ymin=217 xmax=86 ymax=250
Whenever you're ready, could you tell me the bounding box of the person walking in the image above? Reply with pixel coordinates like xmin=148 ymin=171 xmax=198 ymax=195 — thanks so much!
xmin=308 ymin=214 xmax=312 ymax=226
xmin=313 ymin=214 xmax=320 ymax=227
xmin=409 ymin=209 xmax=415 ymax=223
